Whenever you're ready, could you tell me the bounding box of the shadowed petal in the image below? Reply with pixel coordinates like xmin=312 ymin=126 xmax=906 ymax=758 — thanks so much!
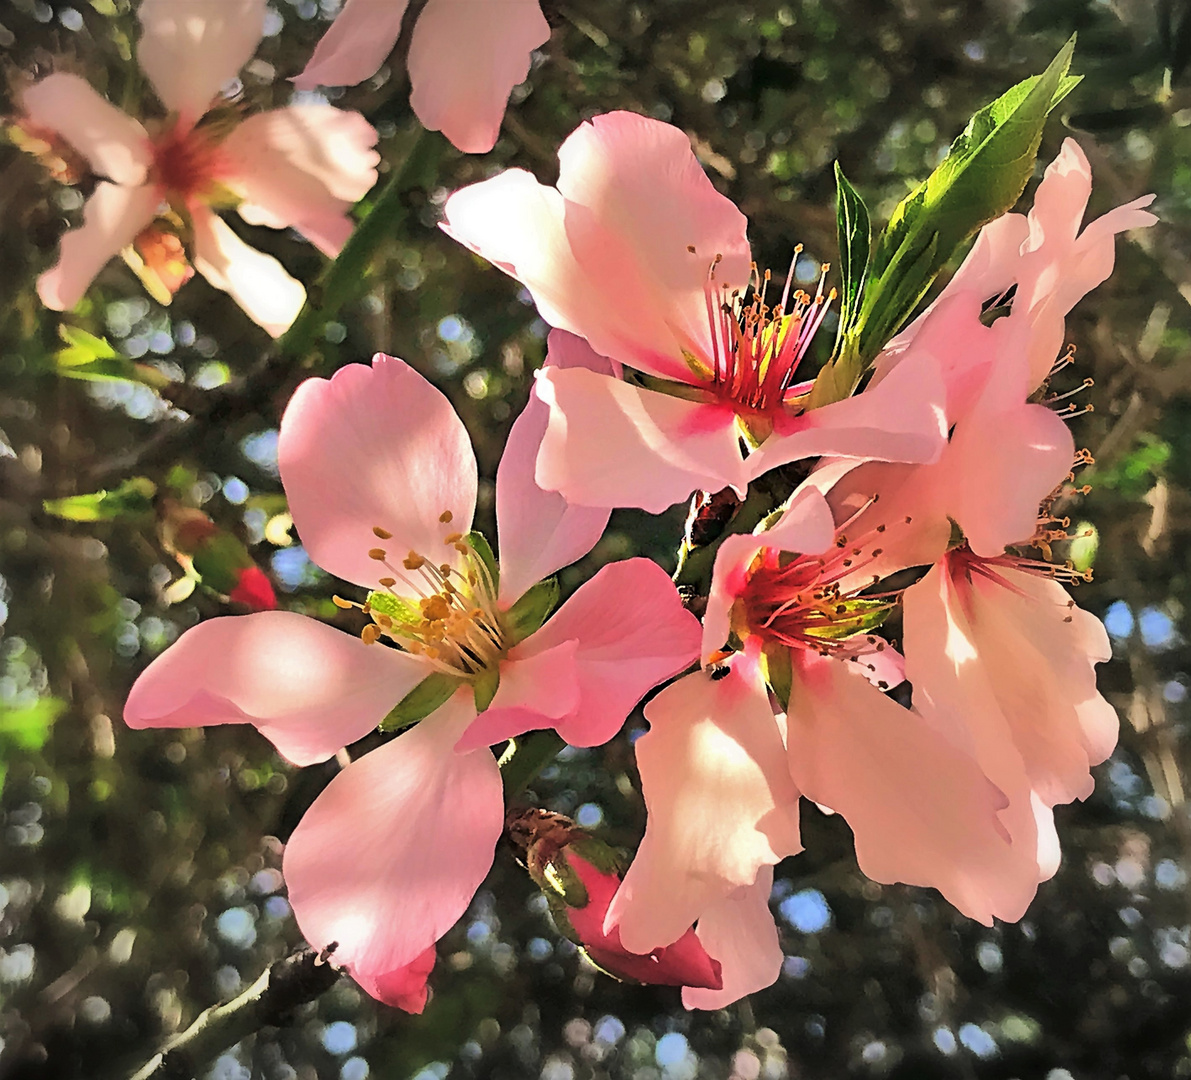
xmin=292 ymin=0 xmax=411 ymax=91
xmin=138 ymin=0 xmax=267 ymax=121
xmin=353 ymin=946 xmax=436 ymax=1013
xmin=123 ymin=611 xmax=430 ymax=765
xmin=38 ymin=181 xmax=159 ymax=311
xmin=407 ymin=0 xmax=549 ymax=153
xmin=278 ymin=355 xmax=477 ymax=591
xmin=22 ymin=74 xmax=150 ymax=186
xmin=606 ymin=662 xmax=801 ymax=954
xmin=495 ymin=332 xmax=614 ymax=605
xmin=191 ymin=206 xmax=306 ymax=336
xmin=283 ymin=695 xmax=503 ymax=1001
xmin=535 ymin=366 xmax=744 ymax=513
xmin=221 ymin=105 xmax=379 ymax=258
xmin=682 ymin=868 xmax=782 ymax=1010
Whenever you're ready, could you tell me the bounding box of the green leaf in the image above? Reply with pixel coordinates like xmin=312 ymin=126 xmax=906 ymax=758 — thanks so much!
xmin=505 ymin=577 xmax=559 ymax=645
xmin=840 ymin=37 xmax=1079 ymax=378
xmin=43 ymin=477 xmax=156 ymax=522
xmin=0 ymin=698 xmax=66 ymax=752
xmin=832 ymin=162 xmax=871 ymax=355
xmin=473 ymin=666 xmax=501 ymax=712
xmin=378 ymin=672 xmax=463 ymax=732
xmin=465 ymin=530 xmax=499 ymax=594
xmin=55 ymin=325 xmax=171 ymax=389
xmin=366 ymin=589 xmax=421 ymax=626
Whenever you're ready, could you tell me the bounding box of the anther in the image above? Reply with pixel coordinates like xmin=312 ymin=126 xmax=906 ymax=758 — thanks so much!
xmin=403 ymin=553 xmax=426 ymax=570
xmin=373 ymin=526 xmax=393 ymax=539
xmin=378 ymin=576 xmax=396 ymax=587
xmin=443 ymin=532 xmax=464 ymax=545
xmin=687 ymin=244 xmax=697 ymax=254
xmin=361 ymin=625 xmax=382 ymax=645
xmin=332 ymin=595 xmax=354 ymax=609
xmin=439 ymin=510 xmax=454 ymax=524
xmin=368 ymin=548 xmax=387 ymax=561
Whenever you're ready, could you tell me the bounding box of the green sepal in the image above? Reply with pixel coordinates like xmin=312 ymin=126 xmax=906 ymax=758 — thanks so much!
xmin=831 ymin=162 xmax=871 ymax=356
xmin=465 ymin=531 xmax=499 ymax=593
xmin=54 ymin=325 xmax=171 ymax=389
xmin=844 ymin=38 xmax=1079 ymax=374
xmin=505 ymin=577 xmax=559 ymax=645
xmin=42 ymin=477 xmax=156 ymax=523
xmin=473 ymin=666 xmax=501 ymax=712
xmin=804 ymin=598 xmax=890 ymax=641
xmin=762 ymin=644 xmax=792 ymax=712
xmin=378 ymin=672 xmax=463 ymax=732
xmin=366 ymin=590 xmax=421 ymax=626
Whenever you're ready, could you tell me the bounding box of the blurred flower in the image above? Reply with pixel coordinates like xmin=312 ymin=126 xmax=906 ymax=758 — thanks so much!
xmin=124 ymin=352 xmax=700 ymax=1008
xmin=508 ymin=808 xmax=722 ymax=990
xmin=443 ymin=111 xmax=948 ymax=513
xmin=21 ymin=0 xmax=379 ymax=335
xmin=294 ymin=0 xmax=549 ymax=154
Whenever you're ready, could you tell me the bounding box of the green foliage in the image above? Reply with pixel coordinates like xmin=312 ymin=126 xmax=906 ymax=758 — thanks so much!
xmin=42 ymin=477 xmax=156 ymax=522
xmin=830 ymin=162 xmax=871 ymax=356
xmin=54 ymin=324 xmax=171 ymax=388
xmin=472 ymin=665 xmax=500 ymax=712
xmin=378 ymin=672 xmax=462 ymax=732
xmin=505 ymin=577 xmax=559 ymax=645
xmin=0 ymin=697 xmax=66 ymax=793
xmin=1091 ymin=433 xmax=1170 ymax=498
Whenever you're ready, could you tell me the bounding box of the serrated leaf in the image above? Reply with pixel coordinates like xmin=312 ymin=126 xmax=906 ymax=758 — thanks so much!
xmin=378 ymin=672 xmax=463 ymax=732
xmin=832 ymin=162 xmax=871 ymax=354
xmin=506 ymin=577 xmax=559 ymax=645
xmin=846 ymin=38 xmax=1079 ymax=370
xmin=43 ymin=477 xmax=156 ymax=522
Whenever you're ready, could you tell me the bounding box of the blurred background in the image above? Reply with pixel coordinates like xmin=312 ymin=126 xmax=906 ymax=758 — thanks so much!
xmin=1 ymin=0 xmax=1189 ymax=1077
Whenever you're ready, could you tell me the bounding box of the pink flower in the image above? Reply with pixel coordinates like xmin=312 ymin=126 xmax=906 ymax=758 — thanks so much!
xmin=605 ymin=488 xmax=1050 ymax=1009
xmin=442 ymin=111 xmax=949 ymax=513
xmin=23 ymin=0 xmax=379 ymax=336
xmin=124 ymin=350 xmax=700 ymax=1008
xmin=294 ymin=0 xmax=550 ymax=154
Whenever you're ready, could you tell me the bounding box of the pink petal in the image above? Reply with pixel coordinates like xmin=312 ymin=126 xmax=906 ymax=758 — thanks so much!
xmin=552 ymin=112 xmax=752 ymax=379
xmin=283 ymin=694 xmax=504 ymax=995
xmin=38 ymin=182 xmax=160 ymax=311
xmin=220 ymin=105 xmax=379 ymax=258
xmin=512 ymin=558 xmax=702 ymax=748
xmin=407 ymin=0 xmax=549 ymax=154
xmin=495 ymin=333 xmax=613 ymax=605
xmin=1026 ymin=138 xmax=1092 ymax=252
xmin=278 ymin=354 xmax=477 ymax=591
xmin=353 ymin=945 xmax=436 ymax=1012
xmin=786 ymin=651 xmax=1037 ymax=925
xmin=535 ymin=366 xmax=744 ymax=513
xmin=21 ymin=74 xmax=151 ymax=186
xmin=191 ymin=206 xmax=305 ymax=336
xmin=703 ymin=487 xmax=836 ymax=660
xmin=565 ymin=853 xmax=723 ymax=990
xmin=443 ymin=113 xmax=751 ymax=383
xmin=292 ymin=0 xmax=411 ymax=91
xmin=455 ymin=641 xmax=581 ymax=750
xmin=137 ymin=0 xmax=267 ymax=122
xmin=606 ymin=662 xmax=801 ymax=954
xmin=682 ymin=868 xmax=782 ymax=1010
xmin=123 ymin=611 xmax=429 ymax=766
xmin=749 ymin=346 xmax=947 ymax=478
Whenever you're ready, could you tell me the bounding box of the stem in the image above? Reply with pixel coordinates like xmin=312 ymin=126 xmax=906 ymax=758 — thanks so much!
xmin=673 ymin=482 xmax=782 ymax=594
xmin=122 ymin=949 xmax=339 ymax=1080
xmin=501 ymin=730 xmax=566 ymax=798
xmin=277 ymin=127 xmax=443 ymax=361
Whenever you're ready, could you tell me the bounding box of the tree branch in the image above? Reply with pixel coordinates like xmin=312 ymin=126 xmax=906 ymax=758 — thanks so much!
xmin=123 ymin=948 xmax=340 ymax=1080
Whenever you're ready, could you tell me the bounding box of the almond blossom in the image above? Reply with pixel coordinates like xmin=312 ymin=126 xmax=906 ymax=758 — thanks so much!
xmin=294 ymin=0 xmax=550 ymax=154
xmin=123 ymin=348 xmax=701 ymax=1009
xmin=442 ymin=111 xmax=949 ymax=513
xmin=22 ymin=0 xmax=379 ymax=336
xmin=604 ymin=487 xmax=1045 ymax=1010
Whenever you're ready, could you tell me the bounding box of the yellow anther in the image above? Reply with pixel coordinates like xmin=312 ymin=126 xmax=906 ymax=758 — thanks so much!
xmin=421 ymin=595 xmax=451 ymax=621
xmin=439 ymin=510 xmax=454 ymax=524
xmin=403 ymin=552 xmax=426 ymax=570
xmin=376 ymin=614 xmax=393 ymax=628
xmin=373 ymin=526 xmax=393 ymax=539
xmin=368 ymin=548 xmax=387 ymax=561
xmin=443 ymin=532 xmax=464 ymax=545
xmin=454 ymin=543 xmax=469 ymax=554
xmin=378 ymin=576 xmax=396 ymax=587
xmin=361 ymin=624 xmax=382 ymax=645
xmin=440 ymin=564 xmax=452 ymax=575
xmin=332 ymin=595 xmax=354 ymax=609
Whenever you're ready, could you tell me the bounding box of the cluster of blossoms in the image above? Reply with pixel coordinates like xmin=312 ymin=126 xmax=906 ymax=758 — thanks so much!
xmin=19 ymin=0 xmax=1156 ymax=1018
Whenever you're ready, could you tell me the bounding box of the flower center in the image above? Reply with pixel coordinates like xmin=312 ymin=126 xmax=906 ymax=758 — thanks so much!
xmin=335 ymin=513 xmax=507 ymax=678
xmin=149 ymin=119 xmax=224 ymax=203
xmin=697 ymin=250 xmax=836 ymax=421
xmin=734 ymin=521 xmax=892 ymax=655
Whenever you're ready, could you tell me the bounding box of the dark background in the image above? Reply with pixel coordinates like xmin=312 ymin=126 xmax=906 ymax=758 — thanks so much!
xmin=1 ymin=0 xmax=1190 ymax=1077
